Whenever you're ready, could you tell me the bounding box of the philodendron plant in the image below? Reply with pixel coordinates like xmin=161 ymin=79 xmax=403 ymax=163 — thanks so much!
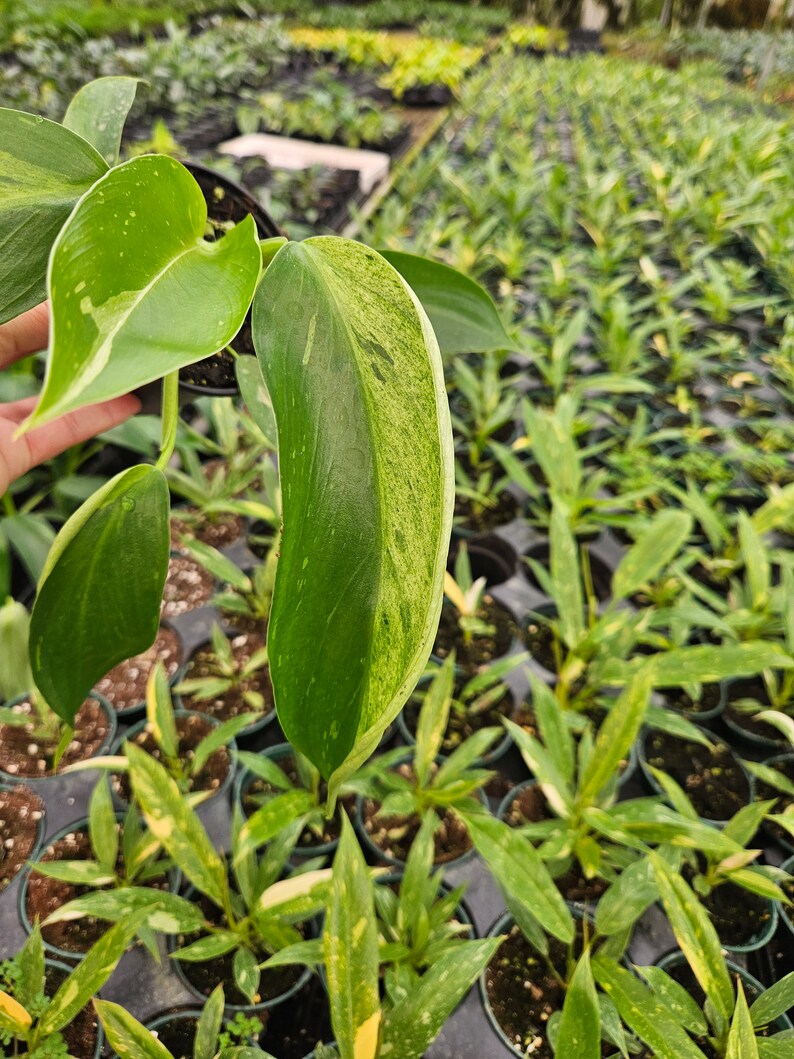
xmin=2 ymin=76 xmax=510 ymax=797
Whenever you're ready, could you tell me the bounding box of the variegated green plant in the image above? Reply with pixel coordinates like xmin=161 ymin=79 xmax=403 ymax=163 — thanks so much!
xmin=125 ymin=744 xmax=332 ymax=1004
xmin=95 ymin=984 xmax=273 ymax=1059
xmin=0 ymin=919 xmax=143 ymax=1059
xmin=2 ymin=77 xmax=509 ymax=789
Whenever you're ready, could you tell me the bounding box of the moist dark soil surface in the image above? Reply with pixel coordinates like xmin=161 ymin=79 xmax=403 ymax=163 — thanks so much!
xmin=658 ymin=683 xmax=722 ymax=716
xmin=684 ymin=869 xmax=772 ymax=947
xmin=96 ymin=626 xmax=183 ymax=713
xmin=362 ymin=766 xmax=473 ymax=865
xmin=114 ymin=712 xmax=231 ymax=803
xmin=176 ymin=893 xmax=304 ymax=1007
xmin=161 ymin=554 xmax=215 ymax=618
xmin=0 ymin=785 xmax=44 ymax=891
xmin=454 ymin=490 xmax=519 ymax=533
xmin=501 ymin=785 xmax=608 ymax=904
xmin=522 ymin=614 xmax=558 ymax=673
xmin=148 ymin=1014 xmax=203 ymax=1059
xmin=181 ymin=630 xmax=274 ymax=725
xmin=259 ymin=976 xmax=333 ymax=1059
xmin=643 ymin=731 xmax=749 ymax=821
xmin=485 ymin=924 xmax=615 ymax=1059
xmin=433 ymin=597 xmax=517 ymax=667
xmin=0 ymin=698 xmax=111 ymax=778
xmin=402 ymin=684 xmax=514 ymax=757
xmin=171 ymin=510 xmax=246 ymax=549
xmin=45 ymin=964 xmax=99 ymax=1059
xmin=26 ymin=827 xmax=169 ymax=953
xmin=242 ymin=756 xmax=355 ymax=852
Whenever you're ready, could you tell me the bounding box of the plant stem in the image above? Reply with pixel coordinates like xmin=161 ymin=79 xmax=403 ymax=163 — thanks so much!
xmin=156 ymin=371 xmax=180 ymax=472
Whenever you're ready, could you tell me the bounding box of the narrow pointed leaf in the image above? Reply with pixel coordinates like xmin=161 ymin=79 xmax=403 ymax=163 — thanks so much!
xmin=750 ymin=973 xmax=794 ymax=1028
xmin=727 ymin=981 xmax=760 ymax=1059
xmin=30 ymin=466 xmax=169 ymax=725
xmin=556 ymin=951 xmax=600 ymax=1059
xmin=252 ymin=238 xmax=454 ymax=789
xmin=0 ymin=108 xmax=108 ymax=323
xmin=578 ymin=673 xmax=650 ymax=807
xmin=612 ymin=510 xmax=692 ymax=601
xmin=26 ymin=155 xmax=261 ymax=427
xmin=194 ymin=985 xmax=225 ymax=1059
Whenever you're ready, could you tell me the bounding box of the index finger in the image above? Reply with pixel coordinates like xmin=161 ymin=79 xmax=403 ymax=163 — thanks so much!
xmin=0 ymin=302 xmax=50 ymax=370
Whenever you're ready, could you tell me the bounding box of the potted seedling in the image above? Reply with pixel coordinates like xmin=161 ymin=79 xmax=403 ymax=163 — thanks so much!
xmin=348 ymin=657 xmax=500 ymax=867
xmin=95 ymin=984 xmax=273 ymax=1059
xmin=294 ymin=818 xmax=500 ymax=1059
xmin=0 ymin=919 xmax=144 ymax=1059
xmin=22 ymin=777 xmax=178 ymax=959
xmin=69 ymin=663 xmax=249 ymax=805
xmin=178 ymin=536 xmax=277 ymax=635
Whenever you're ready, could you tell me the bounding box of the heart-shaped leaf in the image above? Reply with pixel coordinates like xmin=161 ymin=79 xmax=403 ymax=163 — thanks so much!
xmin=30 ymin=465 xmax=170 ymax=725
xmin=25 ymin=155 xmax=261 ymax=428
xmin=0 ymin=109 xmax=108 ymax=323
xmin=252 ymin=238 xmax=453 ymax=790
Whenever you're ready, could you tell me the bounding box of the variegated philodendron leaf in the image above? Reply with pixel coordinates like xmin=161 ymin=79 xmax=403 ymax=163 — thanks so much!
xmin=63 ymin=77 xmax=141 ymax=166
xmin=24 ymin=154 xmax=261 ymax=429
xmin=0 ymin=108 xmax=108 ymax=324
xmin=252 ymin=238 xmax=454 ymax=794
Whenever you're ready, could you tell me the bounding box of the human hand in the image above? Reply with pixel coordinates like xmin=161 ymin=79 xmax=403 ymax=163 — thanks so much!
xmin=0 ymin=303 xmax=141 ymax=496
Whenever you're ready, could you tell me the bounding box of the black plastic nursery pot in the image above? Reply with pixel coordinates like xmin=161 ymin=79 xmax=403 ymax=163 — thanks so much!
xmin=111 ymin=710 xmax=239 ymax=808
xmin=0 ymin=692 xmax=117 ymax=786
xmin=755 ymin=753 xmax=794 ymax=857
xmin=638 ymin=723 xmax=752 ymax=827
xmin=18 ymin=813 xmax=181 ymax=963
xmin=722 ymin=676 xmax=792 ymax=753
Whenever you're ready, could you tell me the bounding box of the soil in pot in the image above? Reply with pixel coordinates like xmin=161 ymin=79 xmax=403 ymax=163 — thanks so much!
xmin=0 ymin=785 xmax=44 ymax=892
xmin=500 ymin=785 xmax=608 ymax=904
xmin=642 ymin=731 xmax=749 ymax=822
xmin=0 ymin=697 xmax=111 ymax=778
xmin=402 ymin=683 xmax=515 ymax=757
xmin=175 ymin=892 xmax=305 ymax=1007
xmin=258 ymin=976 xmax=333 ymax=1059
xmin=95 ymin=626 xmax=183 ymax=714
xmin=180 ymin=630 xmax=274 ymax=726
xmin=724 ymin=677 xmax=789 ymax=745
xmin=114 ymin=713 xmax=232 ymax=803
xmin=45 ymin=963 xmax=99 ymax=1058
xmin=171 ymin=508 xmax=246 ymax=550
xmin=454 ymin=491 xmax=519 ymax=533
xmin=657 ymin=683 xmax=722 ymax=717
xmin=362 ymin=766 xmax=472 ymax=865
xmin=485 ymin=922 xmax=617 ymax=1059
xmin=161 ymin=554 xmax=215 ymax=618
xmin=433 ymin=598 xmax=517 ymax=667
xmin=521 ymin=614 xmax=558 ymax=673
xmin=26 ymin=826 xmax=170 ymax=954
xmin=688 ymin=873 xmax=773 ymax=949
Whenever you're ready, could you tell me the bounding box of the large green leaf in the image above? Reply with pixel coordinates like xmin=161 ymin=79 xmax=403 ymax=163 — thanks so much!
xmin=30 ymin=466 xmax=169 ymax=725
xmin=647 ymin=642 xmax=794 ymax=686
xmin=252 ymin=238 xmax=454 ymax=790
xmin=0 ymin=108 xmax=108 ymax=324
xmin=25 ymin=155 xmax=261 ymax=428
xmin=556 ymin=951 xmax=601 ymax=1059
xmin=325 ymin=817 xmax=381 ymax=1059
xmin=577 ymin=672 xmax=650 ymax=807
xmin=379 ymin=250 xmax=512 ymax=355
xmin=380 ymin=937 xmax=502 ymax=1058
xmin=63 ymin=77 xmax=140 ymax=166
